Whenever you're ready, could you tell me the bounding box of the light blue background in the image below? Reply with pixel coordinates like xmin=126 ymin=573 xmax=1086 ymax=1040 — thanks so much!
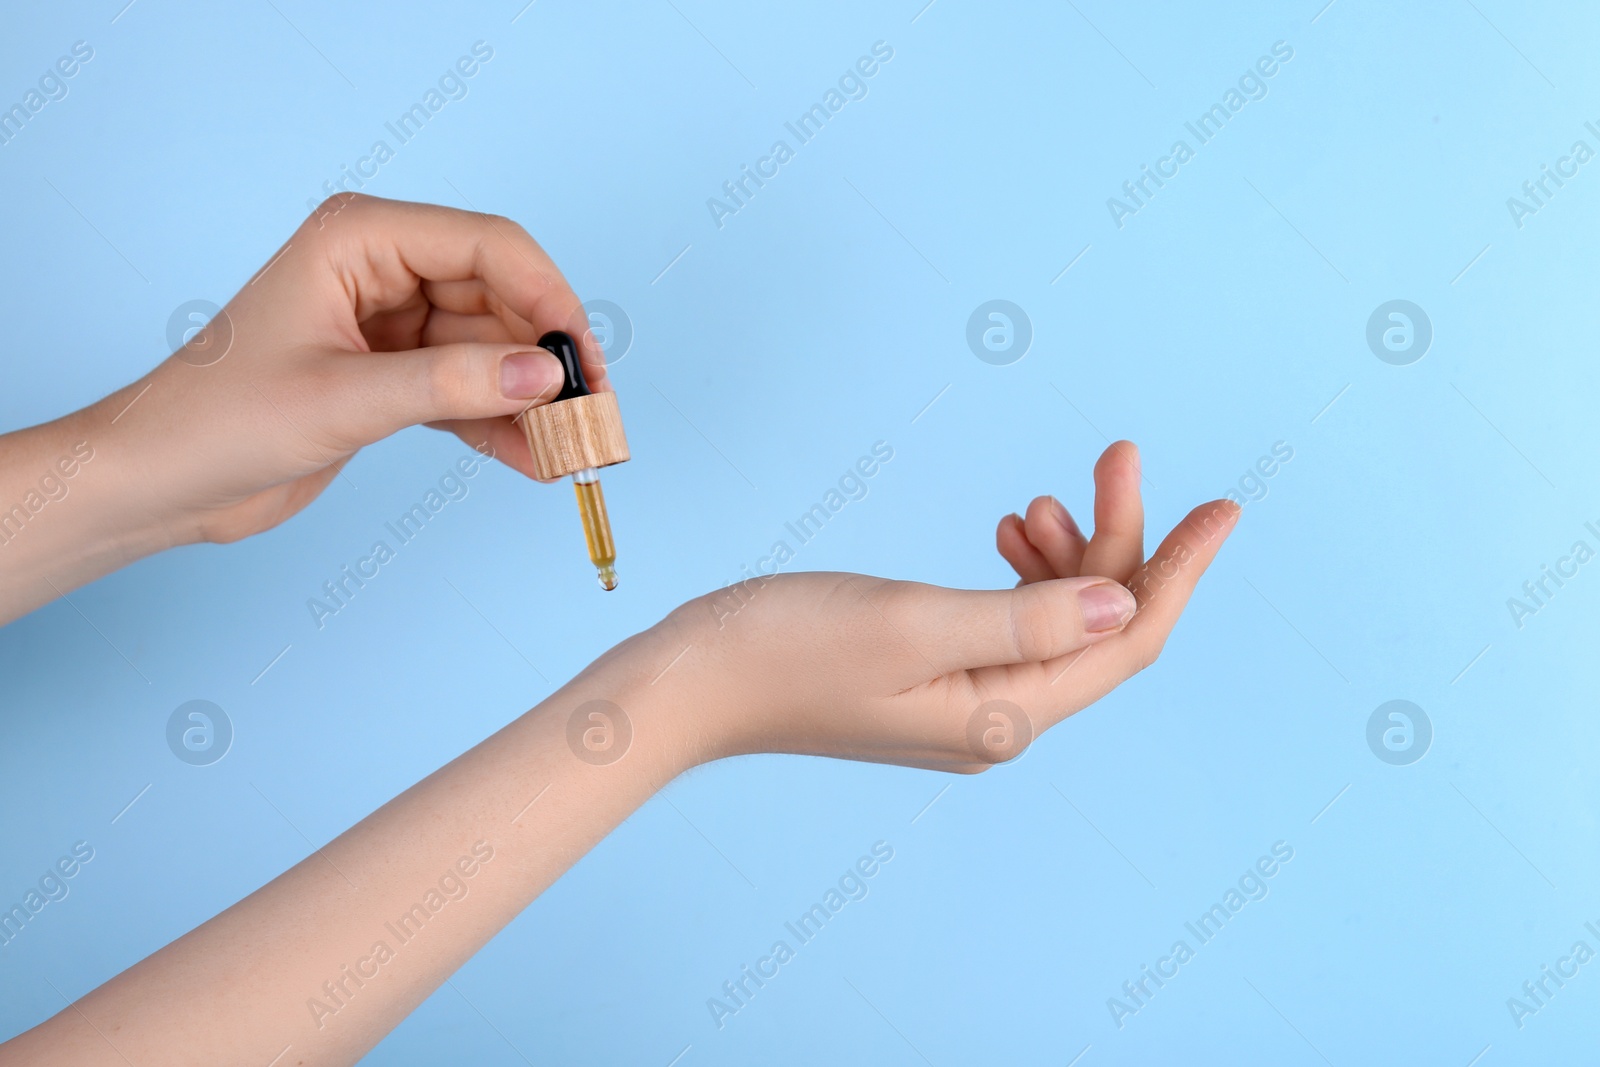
xmin=3 ymin=0 xmax=1599 ymax=1062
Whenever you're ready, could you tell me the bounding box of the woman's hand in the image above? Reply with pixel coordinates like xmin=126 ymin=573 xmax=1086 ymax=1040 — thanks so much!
xmin=92 ymin=193 xmax=607 ymax=545
xmin=0 ymin=194 xmax=606 ymax=622
xmin=648 ymin=442 xmax=1237 ymax=771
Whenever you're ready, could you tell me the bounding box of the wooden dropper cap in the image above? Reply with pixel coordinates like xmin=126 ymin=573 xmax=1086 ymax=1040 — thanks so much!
xmin=516 ymin=330 xmax=630 ymax=480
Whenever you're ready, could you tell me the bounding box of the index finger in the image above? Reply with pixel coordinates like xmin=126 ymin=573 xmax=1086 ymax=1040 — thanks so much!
xmin=1098 ymin=497 xmax=1239 ymax=676
xmin=329 ymin=195 xmax=611 ymax=392
xmin=992 ymin=498 xmax=1239 ymax=717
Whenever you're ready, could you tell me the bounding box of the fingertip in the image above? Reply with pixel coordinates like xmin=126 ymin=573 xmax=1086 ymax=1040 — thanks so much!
xmin=996 ymin=512 xmax=1030 ymax=561
xmin=1097 ymin=440 xmax=1140 ymax=480
xmin=572 ymin=319 xmax=614 ymax=392
xmin=1049 ymin=495 xmax=1081 ymax=537
xmin=997 ymin=513 xmax=1056 ymax=585
xmin=1028 ymin=494 xmax=1081 ymax=539
xmin=1130 ymin=498 xmax=1240 ymax=607
xmin=1092 ymin=444 xmax=1144 ymax=513
xmin=1168 ymin=499 xmax=1241 ymax=560
xmin=1189 ymin=498 xmax=1242 ymax=542
xmin=499 ymin=348 xmax=564 ymax=402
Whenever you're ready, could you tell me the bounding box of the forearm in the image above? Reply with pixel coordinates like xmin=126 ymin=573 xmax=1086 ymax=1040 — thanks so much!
xmin=0 ymin=379 xmax=185 ymax=624
xmin=2 ymin=621 xmax=710 ymax=1066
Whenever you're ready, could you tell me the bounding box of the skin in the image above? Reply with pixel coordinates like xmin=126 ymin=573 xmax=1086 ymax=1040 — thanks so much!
xmin=0 ymin=194 xmax=606 ymax=625
xmin=0 ymin=197 xmax=1240 ymax=1064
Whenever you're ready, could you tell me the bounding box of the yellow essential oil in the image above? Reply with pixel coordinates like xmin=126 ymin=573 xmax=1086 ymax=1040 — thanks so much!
xmin=572 ymin=467 xmax=617 ymax=591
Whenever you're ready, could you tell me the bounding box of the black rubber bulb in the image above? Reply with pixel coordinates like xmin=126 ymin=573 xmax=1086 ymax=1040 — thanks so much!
xmin=539 ymin=330 xmax=591 ymax=402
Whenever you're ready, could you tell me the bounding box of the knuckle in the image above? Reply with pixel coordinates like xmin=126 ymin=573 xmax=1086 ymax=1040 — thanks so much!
xmin=1007 ymin=587 xmax=1060 ymax=662
xmin=486 ymin=214 xmax=544 ymax=253
xmin=1129 ymin=639 xmax=1165 ymax=676
xmin=425 ymin=347 xmax=477 ymax=411
xmin=301 ymin=359 xmax=342 ymax=401
xmin=305 ymin=192 xmax=368 ymax=230
xmin=482 ymin=212 xmax=521 ymax=238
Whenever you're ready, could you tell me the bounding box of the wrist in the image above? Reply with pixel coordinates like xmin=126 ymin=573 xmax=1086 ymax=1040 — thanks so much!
xmin=628 ymin=592 xmax=771 ymax=763
xmin=549 ymin=599 xmax=753 ymax=776
xmin=0 ymin=388 xmax=197 ymax=622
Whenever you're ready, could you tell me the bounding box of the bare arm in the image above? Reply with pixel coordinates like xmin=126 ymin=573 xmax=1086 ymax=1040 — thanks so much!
xmin=2 ymin=445 xmax=1237 ymax=1066
xmin=4 ymin=622 xmax=697 ymax=1066
xmin=0 ymin=409 xmax=177 ymax=621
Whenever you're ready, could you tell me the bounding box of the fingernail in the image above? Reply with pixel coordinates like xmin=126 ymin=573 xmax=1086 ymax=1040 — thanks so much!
xmin=1048 ymin=496 xmax=1080 ymax=537
xmin=499 ymin=351 xmax=560 ymax=400
xmin=1079 ymin=581 xmax=1137 ymax=633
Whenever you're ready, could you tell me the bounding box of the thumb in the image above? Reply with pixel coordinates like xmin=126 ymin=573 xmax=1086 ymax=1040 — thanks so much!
xmin=876 ymin=575 xmax=1139 ymax=676
xmin=335 ymin=343 xmax=566 ymax=442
